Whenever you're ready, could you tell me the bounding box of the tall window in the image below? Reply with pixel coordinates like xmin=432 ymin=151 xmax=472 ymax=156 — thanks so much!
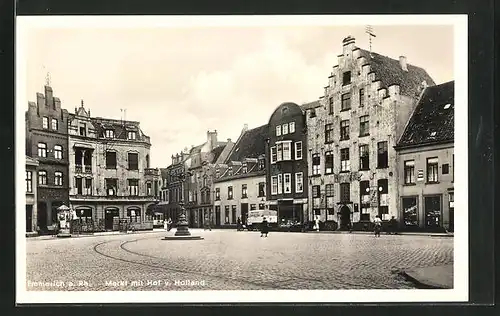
xmin=84 ymin=178 xmax=92 ymax=195
xmin=340 ymin=148 xmax=350 ymax=172
xmin=282 ymin=141 xmax=291 ymax=160
xmin=340 ymin=120 xmax=350 ymax=141
xmin=242 ymin=184 xmax=248 ymax=198
xmin=228 ymin=166 xmax=233 ymax=176
xmin=284 ymin=173 xmax=291 ymax=193
xmin=215 ymin=188 xmax=220 ymax=200
xmin=258 ymin=157 xmax=265 ymax=170
xmin=38 ymin=170 xmax=47 ymax=185
xmin=325 ymin=123 xmax=334 ymax=143
xmin=242 ymin=163 xmax=248 ymax=174
xmin=228 ymin=186 xmax=233 ymax=199
xmin=42 ymin=117 xmax=49 ymax=129
xmin=51 ymin=118 xmax=58 ymax=130
xmin=377 ymin=141 xmax=388 ymax=168
xmin=37 ymin=143 xmax=47 ymax=158
xmin=342 ymin=71 xmax=351 ymax=85
xmin=442 ymin=163 xmax=449 ymax=174
xmin=54 ymin=145 xmax=63 ymax=159
xmin=128 ymin=153 xmax=139 ymax=170
xmin=75 ymin=178 xmax=83 ymax=194
xmin=340 ymin=183 xmax=350 ymax=202
xmin=312 ymin=185 xmax=320 ymax=198
xmin=312 ymin=153 xmax=321 ymax=175
xmin=54 ymin=171 xmax=63 ymax=186
xmin=277 ymin=143 xmax=283 ymax=161
xmin=258 ymin=182 xmax=265 ymax=197
xmin=106 ymin=178 xmax=117 ymax=196
xmin=127 ymin=131 xmax=137 ymax=140
xmin=359 ymin=115 xmax=370 ymax=136
xmin=271 ymin=176 xmax=278 ymax=195
xmin=276 ymin=125 xmax=281 ymax=136
xmin=289 ymin=122 xmax=295 ymax=133
xmin=231 ymin=206 xmax=237 ymax=224
xmin=404 ymin=160 xmax=415 ymax=184
xmin=359 ymin=88 xmax=365 ymax=107
xmin=128 ymin=179 xmax=139 ymax=196
xmin=270 ymin=146 xmax=277 ymax=163
xmin=325 ymin=184 xmax=334 ymax=197
xmin=427 ymin=157 xmax=439 ymax=183
xmin=360 ymin=180 xmax=370 ymax=214
xmin=325 ymin=151 xmax=333 ymax=174
xmin=277 ymin=174 xmax=283 ymax=194
xmin=295 ymin=172 xmax=303 ymax=193
xmin=282 ymin=123 xmax=289 ymax=135
xmin=106 ymin=151 xmax=117 ymax=169
xmin=105 ymin=129 xmax=115 ymax=138
xmin=147 ymin=182 xmax=152 ymax=195
xmin=359 ymin=144 xmax=369 ymax=170
xmin=295 ymin=141 xmax=303 ymax=160
xmin=328 ymin=97 xmax=334 ymax=114
xmin=225 ymin=206 xmax=230 ymax=224
xmin=341 ymin=93 xmax=351 ymax=111
xmin=378 ymin=179 xmax=388 ymax=194
xmin=79 ymin=124 xmax=86 ymax=137
xmin=26 ymin=171 xmax=32 ymax=192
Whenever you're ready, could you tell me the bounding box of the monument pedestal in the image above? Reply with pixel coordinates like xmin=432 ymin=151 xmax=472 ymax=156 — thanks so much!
xmin=162 ymin=211 xmax=203 ymax=241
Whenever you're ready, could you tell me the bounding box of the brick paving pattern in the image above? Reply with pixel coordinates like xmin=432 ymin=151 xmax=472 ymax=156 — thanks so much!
xmin=25 ymin=230 xmax=453 ymax=291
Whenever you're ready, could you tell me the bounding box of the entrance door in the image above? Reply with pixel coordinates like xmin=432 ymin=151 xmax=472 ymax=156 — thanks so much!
xmin=241 ymin=203 xmax=248 ymax=225
xmin=215 ymin=207 xmax=221 ymax=226
xmin=339 ymin=205 xmax=351 ymax=230
xmin=26 ymin=205 xmax=33 ymax=232
xmin=105 ymin=208 xmax=119 ymax=230
xmin=37 ymin=202 xmax=47 ymax=232
xmin=198 ymin=209 xmax=203 ymax=227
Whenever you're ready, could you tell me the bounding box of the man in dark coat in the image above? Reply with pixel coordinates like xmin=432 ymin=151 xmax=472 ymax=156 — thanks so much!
xmin=260 ymin=217 xmax=269 ymax=237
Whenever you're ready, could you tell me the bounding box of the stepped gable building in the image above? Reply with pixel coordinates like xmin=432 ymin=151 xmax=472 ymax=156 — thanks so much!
xmin=266 ymin=102 xmax=309 ymax=225
xmin=395 ymin=81 xmax=454 ymax=232
xmin=213 ymin=124 xmax=267 ymax=227
xmin=305 ymin=36 xmax=435 ymax=230
xmin=67 ymin=103 xmax=159 ymax=231
xmin=25 ymin=84 xmax=70 ymax=233
xmin=185 ymin=130 xmax=231 ymax=228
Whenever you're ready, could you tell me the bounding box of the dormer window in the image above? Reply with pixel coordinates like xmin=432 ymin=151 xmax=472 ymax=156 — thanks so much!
xmin=343 ymin=71 xmax=351 ymax=86
xmin=105 ymin=129 xmax=115 ymax=138
xmin=242 ymin=163 xmax=248 ymax=173
xmin=128 ymin=131 xmax=137 ymax=140
xmin=228 ymin=166 xmax=233 ymax=176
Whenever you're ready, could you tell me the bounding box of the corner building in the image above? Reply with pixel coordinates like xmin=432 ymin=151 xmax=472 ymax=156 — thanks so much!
xmin=266 ymin=102 xmax=309 ymax=224
xmin=68 ymin=103 xmax=159 ymax=231
xmin=305 ymin=36 xmax=435 ymax=230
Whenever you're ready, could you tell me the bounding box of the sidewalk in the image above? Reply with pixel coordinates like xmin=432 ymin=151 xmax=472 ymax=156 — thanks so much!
xmin=304 ymin=230 xmax=454 ymax=237
xmin=26 ymin=228 xmax=167 ymax=240
xmin=400 ymin=265 xmax=453 ymax=289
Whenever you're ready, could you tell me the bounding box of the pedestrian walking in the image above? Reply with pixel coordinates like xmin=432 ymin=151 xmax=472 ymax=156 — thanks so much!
xmin=260 ymin=217 xmax=269 ymax=237
xmin=373 ymin=215 xmax=382 ymax=237
xmin=236 ymin=217 xmax=242 ymax=231
xmin=389 ymin=216 xmax=398 ymax=235
xmin=204 ymin=214 xmax=212 ymax=231
xmin=314 ymin=215 xmax=320 ymax=232
xmin=166 ymin=218 xmax=172 ymax=231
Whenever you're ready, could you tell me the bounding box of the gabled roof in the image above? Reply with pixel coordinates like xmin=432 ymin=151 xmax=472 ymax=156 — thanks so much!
xmin=358 ymin=49 xmax=436 ymax=97
xmin=225 ymin=124 xmax=268 ymax=162
xmin=396 ymin=81 xmax=454 ymax=149
xmin=211 ymin=145 xmax=226 ymax=163
xmin=300 ymin=100 xmax=321 ymax=111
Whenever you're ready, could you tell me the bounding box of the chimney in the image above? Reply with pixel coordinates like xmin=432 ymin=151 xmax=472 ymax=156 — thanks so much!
xmin=44 ymin=85 xmax=54 ymax=108
xmin=342 ymin=36 xmax=356 ymax=55
xmin=36 ymin=92 xmax=45 ymax=108
xmin=227 ymin=138 xmax=231 ymax=143
xmin=243 ymin=123 xmax=248 ymax=132
xmin=399 ymin=56 xmax=408 ymax=72
xmin=53 ymin=97 xmax=61 ymax=110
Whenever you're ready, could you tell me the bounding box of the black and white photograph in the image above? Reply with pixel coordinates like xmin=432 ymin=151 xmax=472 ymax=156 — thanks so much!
xmin=16 ymin=15 xmax=468 ymax=303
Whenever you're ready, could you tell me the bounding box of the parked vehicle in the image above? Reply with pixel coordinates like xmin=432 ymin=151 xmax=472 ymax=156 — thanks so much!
xmin=152 ymin=212 xmax=164 ymax=228
xmin=246 ymin=210 xmax=278 ymax=231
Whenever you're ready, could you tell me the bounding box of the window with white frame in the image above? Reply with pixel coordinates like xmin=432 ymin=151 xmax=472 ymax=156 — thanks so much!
xmin=277 ymin=143 xmax=283 ymax=161
xmin=340 ymin=148 xmax=350 ymax=172
xmin=404 ymin=160 xmax=415 ymax=184
xmin=128 ymin=179 xmax=139 ymax=196
xmin=276 ymin=125 xmax=281 ymax=136
xmin=105 ymin=129 xmax=115 ymax=138
xmin=54 ymin=171 xmax=63 ymax=186
xmin=325 ymin=151 xmax=333 ymax=174
xmin=54 ymin=145 xmax=63 ymax=159
xmin=284 ymin=173 xmax=291 ymax=193
xmin=295 ymin=172 xmax=303 ymax=193
xmin=283 ymin=141 xmax=291 ymax=160
xmin=26 ymin=171 xmax=32 ymax=192
xmin=282 ymin=123 xmax=289 ymax=135
xmin=51 ymin=118 xmax=58 ymax=131
xmin=38 ymin=170 xmax=47 ymax=185
xmin=289 ymin=122 xmax=295 ymax=133
xmin=228 ymin=186 xmax=233 ymax=199
xmin=37 ymin=143 xmax=47 ymax=158
xmin=427 ymin=157 xmax=439 ymax=183
xmin=312 ymin=153 xmax=320 ymax=175
xmin=271 ymin=176 xmax=278 ymax=195
xmin=128 ymin=131 xmax=137 ymax=140
xmin=295 ymin=141 xmax=303 ymax=160
xmin=271 ymin=146 xmax=277 ymax=163
xmin=42 ymin=117 xmax=49 ymax=129
xmin=84 ymin=178 xmax=92 ymax=195
xmin=277 ymin=174 xmax=283 ymax=194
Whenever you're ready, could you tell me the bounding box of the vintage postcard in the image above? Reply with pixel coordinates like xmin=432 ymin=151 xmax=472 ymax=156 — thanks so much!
xmin=16 ymin=15 xmax=468 ymax=303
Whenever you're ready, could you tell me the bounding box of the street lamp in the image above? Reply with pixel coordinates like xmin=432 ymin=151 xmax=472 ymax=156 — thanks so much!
xmin=173 ymin=171 xmax=192 ymax=236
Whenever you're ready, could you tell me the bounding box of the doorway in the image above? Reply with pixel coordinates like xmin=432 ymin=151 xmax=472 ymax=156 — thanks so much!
xmin=241 ymin=203 xmax=248 ymax=225
xmin=105 ymin=208 xmax=119 ymax=231
xmin=339 ymin=205 xmax=351 ymax=230
xmin=26 ymin=205 xmax=33 ymax=232
xmin=37 ymin=202 xmax=47 ymax=232
xmin=215 ymin=206 xmax=221 ymax=227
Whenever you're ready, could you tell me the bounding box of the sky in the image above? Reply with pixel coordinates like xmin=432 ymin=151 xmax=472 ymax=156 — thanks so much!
xmin=21 ymin=20 xmax=454 ymax=167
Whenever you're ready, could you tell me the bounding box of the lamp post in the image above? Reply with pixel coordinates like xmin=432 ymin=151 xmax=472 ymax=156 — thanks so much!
xmin=174 ymin=170 xmax=192 ymax=237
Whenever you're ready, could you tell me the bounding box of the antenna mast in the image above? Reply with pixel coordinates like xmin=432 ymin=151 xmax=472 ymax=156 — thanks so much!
xmin=365 ymin=25 xmax=376 ymax=57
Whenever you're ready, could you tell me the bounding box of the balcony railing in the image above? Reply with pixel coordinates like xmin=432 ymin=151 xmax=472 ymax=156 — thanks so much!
xmin=144 ymin=168 xmax=160 ymax=176
xmin=75 ymin=165 xmax=92 ymax=173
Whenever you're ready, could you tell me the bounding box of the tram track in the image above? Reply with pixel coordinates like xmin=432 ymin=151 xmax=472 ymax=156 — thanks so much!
xmin=92 ymin=235 xmax=291 ymax=290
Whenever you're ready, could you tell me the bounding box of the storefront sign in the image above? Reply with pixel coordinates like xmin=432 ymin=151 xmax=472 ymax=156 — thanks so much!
xmin=417 ymin=169 xmax=424 ymax=181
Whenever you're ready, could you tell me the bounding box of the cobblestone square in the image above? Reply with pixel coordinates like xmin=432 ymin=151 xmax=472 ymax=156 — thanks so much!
xmin=25 ymin=230 xmax=453 ymax=291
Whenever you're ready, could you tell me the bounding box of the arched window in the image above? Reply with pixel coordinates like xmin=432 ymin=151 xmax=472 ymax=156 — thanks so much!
xmin=127 ymin=207 xmax=141 ymax=223
xmin=146 ymin=154 xmax=150 ymax=169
